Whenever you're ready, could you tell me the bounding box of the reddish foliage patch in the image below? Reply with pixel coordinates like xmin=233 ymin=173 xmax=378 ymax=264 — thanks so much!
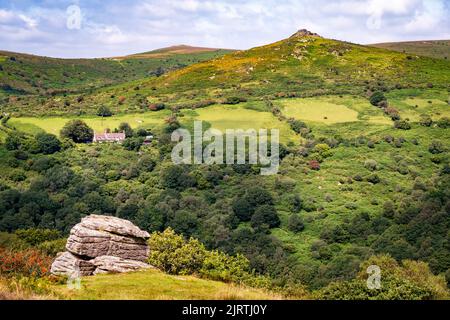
xmin=0 ymin=247 xmax=52 ymax=278
xmin=308 ymin=160 xmax=321 ymax=171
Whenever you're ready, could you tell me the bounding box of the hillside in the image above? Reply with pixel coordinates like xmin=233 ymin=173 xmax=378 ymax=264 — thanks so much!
xmin=0 ymin=47 xmax=232 ymax=97
xmin=21 ymin=29 xmax=448 ymax=116
xmin=121 ymin=45 xmax=233 ymax=59
xmin=370 ymin=40 xmax=450 ymax=60
xmin=0 ymin=29 xmax=449 ymax=300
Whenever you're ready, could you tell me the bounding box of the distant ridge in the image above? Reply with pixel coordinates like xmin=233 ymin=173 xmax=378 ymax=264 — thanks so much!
xmin=118 ymin=45 xmax=234 ymax=60
xmin=370 ymin=40 xmax=450 ymax=60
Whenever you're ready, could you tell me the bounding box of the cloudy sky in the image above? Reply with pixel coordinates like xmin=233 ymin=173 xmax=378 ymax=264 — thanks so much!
xmin=0 ymin=0 xmax=449 ymax=58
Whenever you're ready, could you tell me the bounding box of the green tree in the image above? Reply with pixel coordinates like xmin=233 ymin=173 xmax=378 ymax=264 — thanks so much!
xmin=60 ymin=120 xmax=94 ymax=143
xmin=97 ymin=105 xmax=112 ymax=117
xmin=118 ymin=122 xmax=133 ymax=138
xmin=251 ymin=205 xmax=280 ymax=230
xmin=369 ymin=92 xmax=386 ymax=106
xmin=288 ymin=214 xmax=305 ymax=233
xmin=35 ymin=133 xmax=61 ymax=154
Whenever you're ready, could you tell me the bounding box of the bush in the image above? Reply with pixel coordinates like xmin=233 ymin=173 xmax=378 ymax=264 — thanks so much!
xmin=148 ymin=228 xmax=253 ymax=283
xmin=123 ymin=137 xmax=144 ymax=151
xmin=251 ymin=205 xmax=280 ymax=230
xmin=224 ymin=97 xmax=246 ymax=105
xmin=429 ymin=140 xmax=445 ymax=154
xmin=199 ymin=250 xmax=250 ymax=283
xmin=384 ymin=107 xmax=400 ymax=121
xmin=15 ymin=229 xmax=62 ymax=246
xmin=37 ymin=238 xmax=67 ymax=256
xmin=288 ymin=215 xmax=305 ymax=233
xmin=233 ymin=186 xmax=274 ymax=221
xmin=364 ymin=159 xmax=378 ymax=171
xmin=394 ymin=120 xmax=411 ymax=130
xmin=289 ymin=119 xmax=307 ymax=134
xmin=419 ymin=114 xmax=433 ymax=127
xmin=309 ymin=160 xmax=320 ymax=170
xmin=8 ymin=169 xmax=26 ymax=182
xmin=118 ymin=122 xmax=133 ymax=138
xmin=0 ymin=247 xmax=52 ymax=278
xmin=5 ymin=134 xmax=23 ymax=151
xmin=35 ymin=133 xmax=61 ymax=155
xmin=436 ymin=117 xmax=450 ymax=129
xmin=60 ymin=120 xmax=94 ymax=143
xmin=313 ymin=144 xmax=332 ymax=158
xmin=316 ymin=255 xmax=449 ymax=300
xmin=148 ymin=103 xmax=165 ymax=111
xmin=97 ymin=105 xmax=112 ymax=117
xmin=366 ymin=174 xmax=380 ymax=184
xmin=369 ymin=92 xmax=386 ymax=107
xmin=148 ymin=228 xmax=206 ymax=275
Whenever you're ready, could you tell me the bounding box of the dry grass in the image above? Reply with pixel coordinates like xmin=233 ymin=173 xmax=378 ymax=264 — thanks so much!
xmin=0 ymin=278 xmax=57 ymax=300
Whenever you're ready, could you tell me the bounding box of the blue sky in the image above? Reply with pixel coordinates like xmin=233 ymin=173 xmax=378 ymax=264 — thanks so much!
xmin=1 ymin=0 xmax=449 ymax=58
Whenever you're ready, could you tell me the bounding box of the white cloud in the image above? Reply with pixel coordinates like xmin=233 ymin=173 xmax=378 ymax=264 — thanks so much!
xmin=0 ymin=0 xmax=448 ymax=58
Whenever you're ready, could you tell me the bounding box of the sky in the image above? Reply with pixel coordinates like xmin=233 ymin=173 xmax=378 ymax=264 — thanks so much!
xmin=0 ymin=0 xmax=449 ymax=58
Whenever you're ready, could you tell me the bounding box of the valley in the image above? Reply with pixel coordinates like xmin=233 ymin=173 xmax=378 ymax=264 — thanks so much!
xmin=0 ymin=29 xmax=449 ymax=300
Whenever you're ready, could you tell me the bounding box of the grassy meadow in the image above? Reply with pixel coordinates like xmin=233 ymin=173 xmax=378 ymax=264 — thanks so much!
xmin=53 ymin=269 xmax=282 ymax=300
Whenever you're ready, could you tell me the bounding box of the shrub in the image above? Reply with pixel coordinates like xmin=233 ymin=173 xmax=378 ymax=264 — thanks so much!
xmin=60 ymin=120 xmax=94 ymax=143
xmin=37 ymin=239 xmax=67 ymax=256
xmin=148 ymin=228 xmax=253 ymax=284
xmin=309 ymin=160 xmax=320 ymax=170
xmin=436 ymin=117 xmax=450 ymax=128
xmin=8 ymin=169 xmax=26 ymax=182
xmin=0 ymin=247 xmax=52 ymax=278
xmin=394 ymin=120 xmax=411 ymax=130
xmin=233 ymin=186 xmax=274 ymax=221
xmin=5 ymin=134 xmax=23 ymax=151
xmin=369 ymin=92 xmax=386 ymax=107
xmin=383 ymin=201 xmax=396 ymax=218
xmin=366 ymin=174 xmax=380 ymax=184
xmin=35 ymin=133 xmax=61 ymax=155
xmin=419 ymin=114 xmax=433 ymax=127
xmin=429 ymin=140 xmax=445 ymax=154
xmin=313 ymin=144 xmax=332 ymax=158
xmin=224 ymin=97 xmax=246 ymax=105
xmin=251 ymin=205 xmax=280 ymax=230
xmin=118 ymin=122 xmax=133 ymax=138
xmin=316 ymin=255 xmax=449 ymax=300
xmin=97 ymin=105 xmax=112 ymax=117
xmin=364 ymin=159 xmax=378 ymax=171
xmin=199 ymin=250 xmax=250 ymax=283
xmin=384 ymin=107 xmax=400 ymax=121
xmin=289 ymin=119 xmax=307 ymax=134
xmin=148 ymin=103 xmax=165 ymax=111
xmin=15 ymin=229 xmax=62 ymax=246
xmin=148 ymin=228 xmax=206 ymax=275
xmin=123 ymin=137 xmax=144 ymax=151
xmin=288 ymin=215 xmax=305 ymax=233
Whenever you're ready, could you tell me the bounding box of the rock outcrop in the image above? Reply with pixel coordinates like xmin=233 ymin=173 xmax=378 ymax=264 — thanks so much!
xmin=51 ymin=215 xmax=152 ymax=277
xmin=290 ymin=29 xmax=321 ymax=38
xmin=91 ymin=256 xmax=152 ymax=275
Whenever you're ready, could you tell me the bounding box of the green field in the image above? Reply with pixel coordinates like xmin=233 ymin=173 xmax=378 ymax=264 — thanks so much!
xmin=8 ymin=110 xmax=171 ymax=136
xmin=182 ymin=103 xmax=298 ymax=144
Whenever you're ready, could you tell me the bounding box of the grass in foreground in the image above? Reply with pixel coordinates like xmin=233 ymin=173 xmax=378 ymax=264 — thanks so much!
xmin=53 ymin=269 xmax=284 ymax=300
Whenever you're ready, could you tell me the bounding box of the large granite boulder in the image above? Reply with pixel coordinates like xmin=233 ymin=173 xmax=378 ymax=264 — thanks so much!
xmin=92 ymin=256 xmax=152 ymax=275
xmin=66 ymin=215 xmax=149 ymax=261
xmin=51 ymin=215 xmax=152 ymax=277
xmin=50 ymin=252 xmax=95 ymax=276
